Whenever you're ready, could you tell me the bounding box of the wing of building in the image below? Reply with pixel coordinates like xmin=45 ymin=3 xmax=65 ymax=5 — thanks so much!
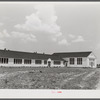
xmin=0 ymin=49 xmax=64 ymax=67
xmin=53 ymin=51 xmax=97 ymax=68
xmin=0 ymin=49 xmax=97 ymax=68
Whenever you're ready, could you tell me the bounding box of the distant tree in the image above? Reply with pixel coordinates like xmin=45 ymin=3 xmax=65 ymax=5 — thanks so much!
xmin=97 ymin=64 xmax=100 ymax=68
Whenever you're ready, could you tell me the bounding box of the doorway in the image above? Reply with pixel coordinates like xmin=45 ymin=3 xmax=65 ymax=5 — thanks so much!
xmin=47 ymin=58 xmax=51 ymax=67
xmin=64 ymin=61 xmax=68 ymax=67
xmin=48 ymin=61 xmax=51 ymax=67
xmin=90 ymin=62 xmax=94 ymax=68
xmin=65 ymin=62 xmax=67 ymax=67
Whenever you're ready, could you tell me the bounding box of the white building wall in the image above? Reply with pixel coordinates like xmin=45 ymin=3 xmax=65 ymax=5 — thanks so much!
xmin=0 ymin=58 xmax=25 ymax=67
xmin=0 ymin=56 xmax=96 ymax=68
xmin=87 ymin=52 xmax=97 ymax=68
xmin=30 ymin=59 xmax=47 ymax=67
xmin=50 ymin=60 xmax=53 ymax=67
xmin=76 ymin=57 xmax=87 ymax=67
xmin=87 ymin=58 xmax=97 ymax=68
xmin=8 ymin=58 xmax=13 ymax=66
xmin=94 ymin=59 xmax=97 ymax=68
xmin=63 ymin=57 xmax=88 ymax=67
xmin=0 ymin=58 xmax=64 ymax=67
xmin=61 ymin=61 xmax=65 ymax=67
xmin=87 ymin=58 xmax=89 ymax=67
xmin=50 ymin=60 xmax=64 ymax=67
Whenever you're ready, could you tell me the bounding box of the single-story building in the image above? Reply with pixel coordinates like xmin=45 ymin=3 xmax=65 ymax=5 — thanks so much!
xmin=0 ymin=49 xmax=97 ymax=68
xmin=0 ymin=49 xmax=64 ymax=67
xmin=53 ymin=51 xmax=97 ymax=68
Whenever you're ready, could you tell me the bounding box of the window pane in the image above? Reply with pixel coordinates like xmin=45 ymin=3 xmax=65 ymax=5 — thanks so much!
xmin=77 ymin=58 xmax=82 ymax=65
xmin=24 ymin=59 xmax=31 ymax=64
xmin=44 ymin=60 xmax=47 ymax=64
xmin=35 ymin=60 xmax=42 ymax=64
xmin=54 ymin=61 xmax=61 ymax=65
xmin=7 ymin=58 xmax=8 ymax=63
xmin=0 ymin=58 xmax=8 ymax=64
xmin=2 ymin=58 xmax=3 ymax=63
xmin=14 ymin=59 xmax=22 ymax=64
xmin=70 ymin=58 xmax=74 ymax=64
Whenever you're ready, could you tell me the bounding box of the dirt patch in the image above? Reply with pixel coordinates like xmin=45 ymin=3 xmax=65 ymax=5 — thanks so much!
xmin=0 ymin=68 xmax=98 ymax=89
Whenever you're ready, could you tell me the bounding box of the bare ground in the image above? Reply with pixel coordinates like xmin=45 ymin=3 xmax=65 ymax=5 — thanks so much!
xmin=0 ymin=67 xmax=99 ymax=89
xmin=94 ymin=69 xmax=100 ymax=89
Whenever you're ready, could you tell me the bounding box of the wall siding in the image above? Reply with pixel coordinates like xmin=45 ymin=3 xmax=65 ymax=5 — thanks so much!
xmin=87 ymin=58 xmax=97 ymax=68
xmin=0 ymin=58 xmax=64 ymax=67
xmin=87 ymin=52 xmax=97 ymax=68
xmin=63 ymin=57 xmax=88 ymax=67
xmin=0 ymin=53 xmax=96 ymax=68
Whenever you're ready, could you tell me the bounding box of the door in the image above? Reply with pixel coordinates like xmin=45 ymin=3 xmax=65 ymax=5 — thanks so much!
xmin=89 ymin=59 xmax=95 ymax=68
xmin=64 ymin=61 xmax=68 ymax=67
xmin=48 ymin=61 xmax=51 ymax=67
xmin=90 ymin=62 xmax=94 ymax=68
xmin=65 ymin=62 xmax=67 ymax=67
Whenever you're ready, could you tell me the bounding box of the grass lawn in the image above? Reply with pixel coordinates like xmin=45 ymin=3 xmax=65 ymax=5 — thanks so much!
xmin=0 ymin=67 xmax=99 ymax=89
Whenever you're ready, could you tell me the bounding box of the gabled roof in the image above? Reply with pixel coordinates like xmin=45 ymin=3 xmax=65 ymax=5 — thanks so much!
xmin=0 ymin=49 xmax=63 ymax=61
xmin=52 ymin=51 xmax=92 ymax=58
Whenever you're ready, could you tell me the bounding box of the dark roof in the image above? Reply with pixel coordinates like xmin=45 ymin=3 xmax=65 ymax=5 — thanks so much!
xmin=0 ymin=49 xmax=63 ymax=61
xmin=52 ymin=51 xmax=92 ymax=57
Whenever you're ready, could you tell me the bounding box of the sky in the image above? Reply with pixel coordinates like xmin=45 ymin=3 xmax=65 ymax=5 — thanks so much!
xmin=0 ymin=2 xmax=100 ymax=63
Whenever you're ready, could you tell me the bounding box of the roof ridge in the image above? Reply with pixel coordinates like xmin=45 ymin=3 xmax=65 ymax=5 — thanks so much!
xmin=52 ymin=51 xmax=92 ymax=57
xmin=0 ymin=49 xmax=51 ymax=55
xmin=0 ymin=49 xmax=63 ymax=60
xmin=53 ymin=51 xmax=92 ymax=54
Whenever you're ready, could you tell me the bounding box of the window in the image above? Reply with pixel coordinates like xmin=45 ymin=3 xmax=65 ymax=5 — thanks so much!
xmin=70 ymin=58 xmax=74 ymax=64
xmin=0 ymin=58 xmax=8 ymax=64
xmin=44 ymin=60 xmax=47 ymax=64
xmin=14 ymin=59 xmax=22 ymax=64
xmin=35 ymin=60 xmax=42 ymax=64
xmin=24 ymin=59 xmax=31 ymax=64
xmin=53 ymin=61 xmax=61 ymax=65
xmin=77 ymin=58 xmax=82 ymax=65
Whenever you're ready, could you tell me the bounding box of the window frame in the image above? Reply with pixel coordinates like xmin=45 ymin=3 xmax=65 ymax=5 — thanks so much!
xmin=35 ymin=60 xmax=42 ymax=64
xmin=24 ymin=59 xmax=31 ymax=64
xmin=77 ymin=58 xmax=82 ymax=65
xmin=14 ymin=59 xmax=22 ymax=64
xmin=44 ymin=60 xmax=47 ymax=64
xmin=70 ymin=58 xmax=74 ymax=65
xmin=0 ymin=58 xmax=8 ymax=64
xmin=53 ymin=60 xmax=61 ymax=65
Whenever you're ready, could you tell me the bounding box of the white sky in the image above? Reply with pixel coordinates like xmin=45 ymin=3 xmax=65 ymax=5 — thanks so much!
xmin=0 ymin=2 xmax=100 ymax=63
